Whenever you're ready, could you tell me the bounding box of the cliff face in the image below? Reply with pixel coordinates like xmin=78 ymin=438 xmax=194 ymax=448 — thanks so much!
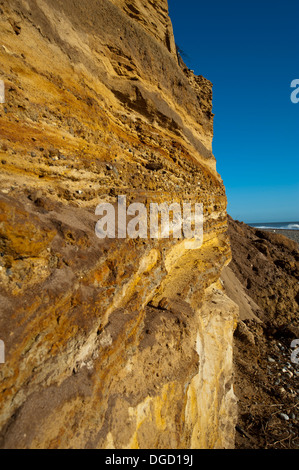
xmin=0 ymin=0 xmax=238 ymax=448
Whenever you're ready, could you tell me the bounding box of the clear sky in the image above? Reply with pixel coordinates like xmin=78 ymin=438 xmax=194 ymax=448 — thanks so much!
xmin=168 ymin=0 xmax=299 ymax=223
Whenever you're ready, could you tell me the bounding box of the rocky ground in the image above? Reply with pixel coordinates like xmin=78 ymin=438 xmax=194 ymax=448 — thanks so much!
xmin=226 ymin=217 xmax=299 ymax=449
xmin=262 ymin=229 xmax=299 ymax=245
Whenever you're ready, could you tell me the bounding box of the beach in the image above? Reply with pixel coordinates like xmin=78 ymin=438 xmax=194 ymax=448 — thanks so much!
xmin=261 ymin=228 xmax=299 ymax=244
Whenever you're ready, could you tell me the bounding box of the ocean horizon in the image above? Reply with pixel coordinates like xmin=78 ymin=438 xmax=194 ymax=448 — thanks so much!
xmin=248 ymin=221 xmax=299 ymax=230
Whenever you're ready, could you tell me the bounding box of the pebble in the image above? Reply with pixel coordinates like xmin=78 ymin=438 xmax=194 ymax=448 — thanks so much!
xmin=279 ymin=413 xmax=289 ymax=421
xmin=283 ymin=368 xmax=293 ymax=378
xmin=268 ymin=357 xmax=276 ymax=363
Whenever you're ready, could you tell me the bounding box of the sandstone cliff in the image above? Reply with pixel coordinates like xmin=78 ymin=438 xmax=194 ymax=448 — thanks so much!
xmin=0 ymin=0 xmax=238 ymax=448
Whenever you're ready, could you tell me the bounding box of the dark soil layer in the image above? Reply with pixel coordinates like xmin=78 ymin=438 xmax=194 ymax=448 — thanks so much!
xmin=228 ymin=216 xmax=299 ymax=449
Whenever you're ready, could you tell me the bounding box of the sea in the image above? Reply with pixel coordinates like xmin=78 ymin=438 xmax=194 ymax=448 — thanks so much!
xmin=248 ymin=222 xmax=299 ymax=231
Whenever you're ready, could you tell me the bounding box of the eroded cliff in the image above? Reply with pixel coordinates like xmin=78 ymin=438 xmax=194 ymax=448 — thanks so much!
xmin=0 ymin=0 xmax=238 ymax=448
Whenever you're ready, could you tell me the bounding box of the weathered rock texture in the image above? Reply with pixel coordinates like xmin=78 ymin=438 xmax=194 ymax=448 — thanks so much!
xmin=0 ymin=0 xmax=237 ymax=448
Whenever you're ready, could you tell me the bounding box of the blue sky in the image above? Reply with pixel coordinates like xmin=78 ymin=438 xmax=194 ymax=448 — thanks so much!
xmin=168 ymin=0 xmax=299 ymax=223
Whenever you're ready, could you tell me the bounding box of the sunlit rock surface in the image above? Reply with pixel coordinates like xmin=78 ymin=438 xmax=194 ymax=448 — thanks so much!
xmin=0 ymin=0 xmax=238 ymax=448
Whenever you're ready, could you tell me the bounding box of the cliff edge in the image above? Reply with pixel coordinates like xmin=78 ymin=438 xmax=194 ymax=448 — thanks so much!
xmin=0 ymin=0 xmax=238 ymax=448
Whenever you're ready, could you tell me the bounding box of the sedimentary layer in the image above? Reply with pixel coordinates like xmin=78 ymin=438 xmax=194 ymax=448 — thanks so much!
xmin=0 ymin=0 xmax=237 ymax=448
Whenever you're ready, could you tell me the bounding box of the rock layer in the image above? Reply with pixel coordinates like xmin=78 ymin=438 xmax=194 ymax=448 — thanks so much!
xmin=0 ymin=0 xmax=237 ymax=448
